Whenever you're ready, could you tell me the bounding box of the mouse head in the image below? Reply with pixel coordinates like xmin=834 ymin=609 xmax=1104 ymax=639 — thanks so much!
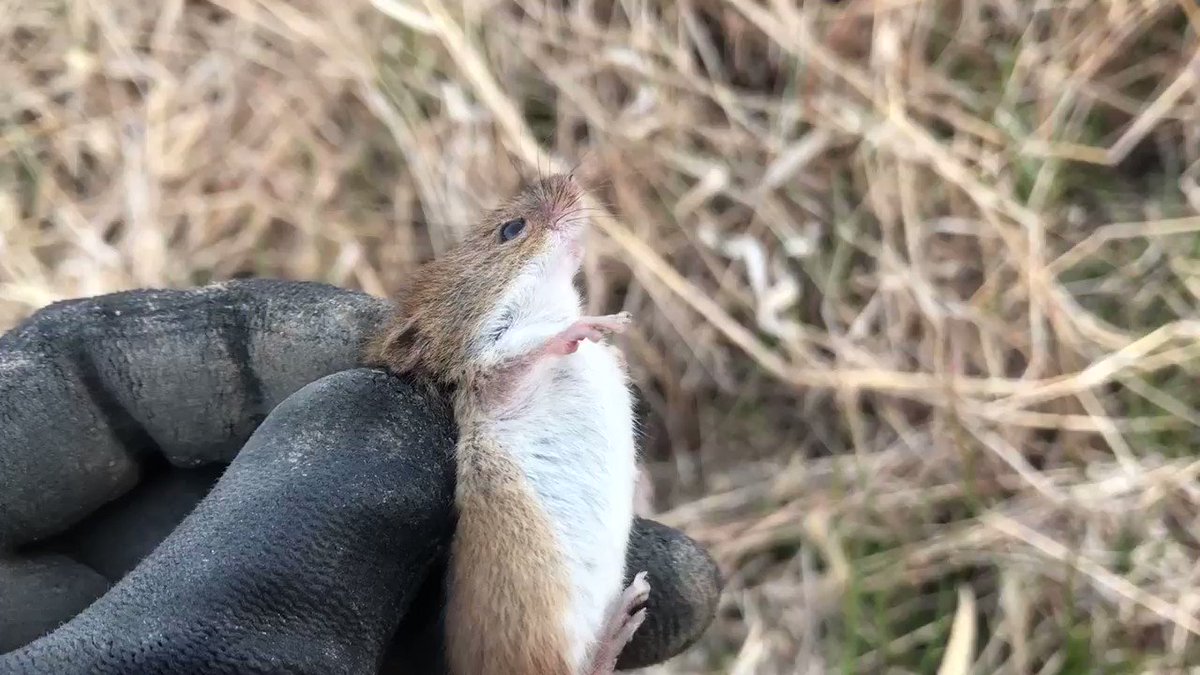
xmin=371 ymin=173 xmax=590 ymax=381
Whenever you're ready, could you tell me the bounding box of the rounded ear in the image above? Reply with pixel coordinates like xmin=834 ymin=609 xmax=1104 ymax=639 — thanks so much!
xmin=366 ymin=314 xmax=423 ymax=374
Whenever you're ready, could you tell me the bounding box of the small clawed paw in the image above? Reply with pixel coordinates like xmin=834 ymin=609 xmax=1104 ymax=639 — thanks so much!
xmin=627 ymin=571 xmax=651 ymax=606
xmin=594 ymin=312 xmax=632 ymax=335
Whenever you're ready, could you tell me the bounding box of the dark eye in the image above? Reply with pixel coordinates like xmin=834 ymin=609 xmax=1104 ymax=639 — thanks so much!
xmin=499 ymin=218 xmax=526 ymax=243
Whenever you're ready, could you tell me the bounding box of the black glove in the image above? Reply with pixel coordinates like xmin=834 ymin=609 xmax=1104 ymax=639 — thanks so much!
xmin=0 ymin=279 xmax=721 ymax=674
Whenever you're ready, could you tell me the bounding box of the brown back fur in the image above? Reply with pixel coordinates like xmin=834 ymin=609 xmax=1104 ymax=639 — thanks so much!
xmin=445 ymin=430 xmax=575 ymax=675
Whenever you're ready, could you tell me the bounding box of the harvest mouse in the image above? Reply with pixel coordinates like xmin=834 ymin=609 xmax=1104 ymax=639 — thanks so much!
xmin=366 ymin=174 xmax=649 ymax=674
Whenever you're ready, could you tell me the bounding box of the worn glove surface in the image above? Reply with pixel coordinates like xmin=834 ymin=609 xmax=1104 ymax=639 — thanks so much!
xmin=0 ymin=280 xmax=720 ymax=673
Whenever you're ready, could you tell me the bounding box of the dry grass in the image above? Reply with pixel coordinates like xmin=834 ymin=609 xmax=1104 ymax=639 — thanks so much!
xmin=4 ymin=0 xmax=1200 ymax=673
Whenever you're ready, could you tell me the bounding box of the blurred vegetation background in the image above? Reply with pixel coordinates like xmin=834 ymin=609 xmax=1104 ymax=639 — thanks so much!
xmin=3 ymin=1 xmax=1200 ymax=673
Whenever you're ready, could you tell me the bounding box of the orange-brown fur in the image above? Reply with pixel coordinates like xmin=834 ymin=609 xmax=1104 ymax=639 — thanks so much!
xmin=447 ymin=430 xmax=574 ymax=675
xmin=364 ymin=175 xmax=591 ymax=675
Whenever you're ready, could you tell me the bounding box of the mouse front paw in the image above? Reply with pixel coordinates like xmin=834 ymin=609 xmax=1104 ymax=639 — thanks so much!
xmin=577 ymin=312 xmax=633 ymax=339
xmin=545 ymin=313 xmax=632 ymax=356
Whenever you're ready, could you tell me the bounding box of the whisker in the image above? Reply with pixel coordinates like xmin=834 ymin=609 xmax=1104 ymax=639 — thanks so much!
xmin=568 ymin=148 xmax=595 ymax=179
xmin=502 ymin=148 xmax=525 ymax=184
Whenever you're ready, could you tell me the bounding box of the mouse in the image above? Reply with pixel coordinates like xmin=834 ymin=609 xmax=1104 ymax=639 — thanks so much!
xmin=365 ymin=173 xmax=650 ymax=674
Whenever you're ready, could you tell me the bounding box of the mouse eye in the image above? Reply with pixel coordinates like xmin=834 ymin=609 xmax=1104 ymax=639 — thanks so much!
xmin=499 ymin=218 xmax=526 ymax=243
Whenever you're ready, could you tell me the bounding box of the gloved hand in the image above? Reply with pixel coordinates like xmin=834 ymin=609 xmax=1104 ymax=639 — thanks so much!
xmin=0 ymin=279 xmax=720 ymax=674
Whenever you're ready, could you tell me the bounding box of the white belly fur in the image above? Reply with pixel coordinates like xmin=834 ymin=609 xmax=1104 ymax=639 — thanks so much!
xmin=486 ymin=340 xmax=637 ymax=669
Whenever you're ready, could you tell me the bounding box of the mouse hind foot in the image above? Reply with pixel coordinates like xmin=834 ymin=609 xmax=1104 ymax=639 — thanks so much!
xmin=585 ymin=571 xmax=651 ymax=674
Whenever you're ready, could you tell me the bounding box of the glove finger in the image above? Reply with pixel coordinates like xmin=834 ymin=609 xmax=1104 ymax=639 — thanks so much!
xmin=616 ymin=518 xmax=723 ymax=670
xmin=0 ymin=279 xmax=390 ymax=549
xmin=31 ymin=466 xmax=226 ymax=582
xmin=2 ymin=468 xmax=223 ymax=653
xmin=2 ymin=368 xmax=457 ymax=674
xmin=0 ymin=554 xmax=111 ymax=654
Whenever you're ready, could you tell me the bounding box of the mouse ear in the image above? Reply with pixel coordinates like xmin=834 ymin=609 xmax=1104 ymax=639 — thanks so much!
xmin=367 ymin=313 xmax=424 ymax=374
